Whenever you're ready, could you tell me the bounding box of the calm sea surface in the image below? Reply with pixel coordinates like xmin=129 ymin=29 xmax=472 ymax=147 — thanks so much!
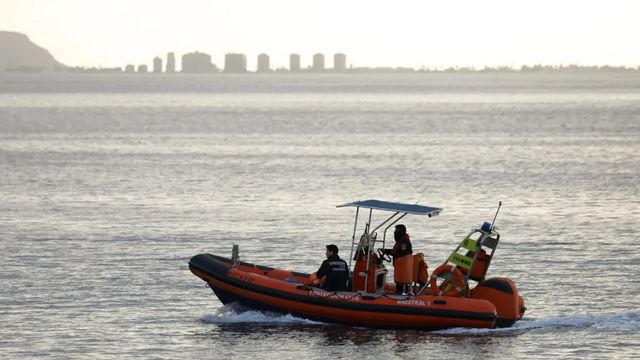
xmin=1 ymin=73 xmax=639 ymax=359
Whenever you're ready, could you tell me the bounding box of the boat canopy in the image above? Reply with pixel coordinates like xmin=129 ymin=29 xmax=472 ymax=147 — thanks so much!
xmin=337 ymin=199 xmax=442 ymax=217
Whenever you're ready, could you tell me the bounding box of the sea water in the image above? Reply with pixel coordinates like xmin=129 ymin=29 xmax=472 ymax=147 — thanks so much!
xmin=1 ymin=73 xmax=639 ymax=359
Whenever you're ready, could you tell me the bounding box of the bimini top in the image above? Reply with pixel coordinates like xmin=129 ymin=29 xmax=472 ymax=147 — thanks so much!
xmin=337 ymin=199 xmax=442 ymax=217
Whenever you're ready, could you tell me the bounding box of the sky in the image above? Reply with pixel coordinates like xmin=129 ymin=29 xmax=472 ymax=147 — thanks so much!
xmin=2 ymin=0 xmax=639 ymax=70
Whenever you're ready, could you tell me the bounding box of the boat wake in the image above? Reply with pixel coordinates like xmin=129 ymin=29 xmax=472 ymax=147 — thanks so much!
xmin=201 ymin=303 xmax=320 ymax=325
xmin=201 ymin=303 xmax=639 ymax=335
xmin=435 ymin=311 xmax=640 ymax=335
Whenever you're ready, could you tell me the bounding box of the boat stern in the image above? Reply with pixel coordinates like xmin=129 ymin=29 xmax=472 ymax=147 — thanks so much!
xmin=470 ymin=277 xmax=525 ymax=327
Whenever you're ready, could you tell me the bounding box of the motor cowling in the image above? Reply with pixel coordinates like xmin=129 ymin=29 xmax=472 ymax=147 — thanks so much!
xmin=470 ymin=277 xmax=525 ymax=328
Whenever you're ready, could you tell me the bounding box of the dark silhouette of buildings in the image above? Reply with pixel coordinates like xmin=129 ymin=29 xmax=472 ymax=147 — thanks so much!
xmin=182 ymin=51 xmax=217 ymax=73
xmin=4 ymin=30 xmax=639 ymax=75
xmin=224 ymin=53 xmax=247 ymax=73
xmin=290 ymin=54 xmax=301 ymax=72
xmin=334 ymin=53 xmax=346 ymax=72
xmin=153 ymin=57 xmax=162 ymax=73
xmin=257 ymin=53 xmax=270 ymax=72
xmin=312 ymin=53 xmax=325 ymax=72
xmin=166 ymin=52 xmax=175 ymax=73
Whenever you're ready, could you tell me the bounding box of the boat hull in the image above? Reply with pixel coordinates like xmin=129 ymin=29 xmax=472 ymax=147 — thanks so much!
xmin=189 ymin=253 xmax=499 ymax=330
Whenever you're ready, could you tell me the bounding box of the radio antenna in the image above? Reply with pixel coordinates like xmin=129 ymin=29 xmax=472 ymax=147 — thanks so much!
xmin=490 ymin=201 xmax=502 ymax=231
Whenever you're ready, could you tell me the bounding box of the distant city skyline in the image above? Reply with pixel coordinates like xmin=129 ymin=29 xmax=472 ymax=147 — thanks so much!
xmin=2 ymin=0 xmax=640 ymax=70
xmin=120 ymin=52 xmax=351 ymax=73
xmin=89 ymin=50 xmax=640 ymax=74
xmin=2 ymin=29 xmax=637 ymax=74
xmin=75 ymin=49 xmax=640 ymax=74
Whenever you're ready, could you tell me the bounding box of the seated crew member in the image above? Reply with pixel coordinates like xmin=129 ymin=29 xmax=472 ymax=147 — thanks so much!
xmin=384 ymin=224 xmax=413 ymax=294
xmin=316 ymin=244 xmax=349 ymax=291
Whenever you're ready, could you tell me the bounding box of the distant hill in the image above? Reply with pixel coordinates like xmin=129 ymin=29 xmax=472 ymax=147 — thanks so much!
xmin=0 ymin=31 xmax=66 ymax=72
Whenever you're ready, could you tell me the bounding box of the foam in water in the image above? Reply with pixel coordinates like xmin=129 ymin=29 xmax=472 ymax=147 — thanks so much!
xmin=202 ymin=303 xmax=640 ymax=334
xmin=201 ymin=303 xmax=320 ymax=325
xmin=434 ymin=311 xmax=640 ymax=335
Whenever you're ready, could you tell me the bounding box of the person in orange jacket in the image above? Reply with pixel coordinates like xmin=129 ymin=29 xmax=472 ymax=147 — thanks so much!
xmin=384 ymin=224 xmax=413 ymax=294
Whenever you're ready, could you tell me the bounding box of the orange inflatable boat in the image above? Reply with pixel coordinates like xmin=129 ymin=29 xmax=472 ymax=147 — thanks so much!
xmin=189 ymin=199 xmax=526 ymax=329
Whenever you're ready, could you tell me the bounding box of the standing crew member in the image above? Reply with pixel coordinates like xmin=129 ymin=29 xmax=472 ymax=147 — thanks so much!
xmin=316 ymin=244 xmax=349 ymax=291
xmin=384 ymin=224 xmax=413 ymax=294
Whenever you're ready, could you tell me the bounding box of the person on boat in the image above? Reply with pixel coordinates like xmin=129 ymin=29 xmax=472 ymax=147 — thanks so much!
xmin=383 ymin=224 xmax=413 ymax=294
xmin=316 ymin=244 xmax=349 ymax=291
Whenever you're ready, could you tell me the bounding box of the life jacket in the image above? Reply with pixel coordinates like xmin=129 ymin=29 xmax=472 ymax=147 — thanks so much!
xmin=391 ymin=234 xmax=412 ymax=259
xmin=413 ymin=252 xmax=429 ymax=284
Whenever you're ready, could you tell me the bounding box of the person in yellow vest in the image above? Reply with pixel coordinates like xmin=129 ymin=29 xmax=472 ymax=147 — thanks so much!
xmin=383 ymin=224 xmax=413 ymax=294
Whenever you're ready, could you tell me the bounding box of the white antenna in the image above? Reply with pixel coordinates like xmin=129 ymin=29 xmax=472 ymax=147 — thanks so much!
xmin=490 ymin=201 xmax=502 ymax=231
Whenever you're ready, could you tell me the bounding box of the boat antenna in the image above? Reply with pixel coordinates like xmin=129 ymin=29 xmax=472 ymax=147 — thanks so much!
xmin=490 ymin=201 xmax=502 ymax=231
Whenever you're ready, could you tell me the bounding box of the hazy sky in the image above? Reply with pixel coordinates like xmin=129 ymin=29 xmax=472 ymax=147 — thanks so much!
xmin=2 ymin=0 xmax=639 ymax=70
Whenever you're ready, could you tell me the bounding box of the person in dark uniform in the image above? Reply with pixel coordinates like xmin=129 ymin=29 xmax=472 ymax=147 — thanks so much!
xmin=384 ymin=224 xmax=413 ymax=294
xmin=316 ymin=244 xmax=349 ymax=291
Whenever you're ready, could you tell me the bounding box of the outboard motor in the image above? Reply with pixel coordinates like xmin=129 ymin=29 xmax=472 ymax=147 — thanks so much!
xmin=470 ymin=277 xmax=526 ymax=327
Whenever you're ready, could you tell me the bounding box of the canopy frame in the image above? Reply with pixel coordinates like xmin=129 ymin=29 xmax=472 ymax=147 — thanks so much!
xmin=337 ymin=199 xmax=442 ymax=293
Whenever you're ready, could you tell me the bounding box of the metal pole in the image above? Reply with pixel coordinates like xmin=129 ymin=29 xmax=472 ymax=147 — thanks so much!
xmin=231 ymin=244 xmax=239 ymax=267
xmin=371 ymin=212 xmax=399 ymax=234
xmin=382 ymin=213 xmax=407 ymax=250
xmin=490 ymin=201 xmax=502 ymax=231
xmin=363 ymin=209 xmax=372 ymax=293
xmin=364 ymin=233 xmax=371 ymax=292
xmin=348 ymin=207 xmax=360 ymax=271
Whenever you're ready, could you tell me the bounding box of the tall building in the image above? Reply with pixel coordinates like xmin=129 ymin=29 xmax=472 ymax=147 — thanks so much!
xmin=224 ymin=53 xmax=247 ymax=73
xmin=333 ymin=53 xmax=346 ymax=72
xmin=124 ymin=64 xmax=135 ymax=73
xmin=181 ymin=51 xmax=217 ymax=73
xmin=257 ymin=53 xmax=270 ymax=72
xmin=153 ymin=57 xmax=162 ymax=73
xmin=312 ymin=53 xmax=325 ymax=72
xmin=289 ymin=54 xmax=301 ymax=72
xmin=166 ymin=52 xmax=176 ymax=73
xmin=137 ymin=64 xmax=148 ymax=73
